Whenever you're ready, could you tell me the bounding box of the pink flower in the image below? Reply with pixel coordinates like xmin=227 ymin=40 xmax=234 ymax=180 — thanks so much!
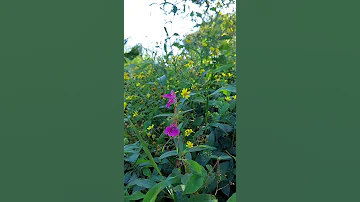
xmin=162 ymin=90 xmax=177 ymax=108
xmin=164 ymin=123 xmax=180 ymax=137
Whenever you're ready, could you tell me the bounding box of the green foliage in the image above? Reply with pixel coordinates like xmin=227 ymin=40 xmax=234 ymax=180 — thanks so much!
xmin=124 ymin=0 xmax=235 ymax=201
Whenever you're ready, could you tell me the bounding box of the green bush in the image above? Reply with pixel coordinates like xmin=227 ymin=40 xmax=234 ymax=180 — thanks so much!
xmin=124 ymin=1 xmax=236 ymax=201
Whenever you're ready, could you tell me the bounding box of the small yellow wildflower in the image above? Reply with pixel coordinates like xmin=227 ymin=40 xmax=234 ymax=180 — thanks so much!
xmin=136 ymin=83 xmax=140 ymax=87
xmin=124 ymin=73 xmax=130 ymax=80
xmin=185 ymin=38 xmax=191 ymax=43
xmin=124 ymin=102 xmax=127 ymax=110
xmin=133 ymin=111 xmax=138 ymax=117
xmin=210 ymin=47 xmax=215 ymax=51
xmin=199 ymin=69 xmax=205 ymax=74
xmin=146 ymin=94 xmax=151 ymax=98
xmin=228 ymin=73 xmax=233 ymax=77
xmin=147 ymin=132 xmax=151 ymax=137
xmin=225 ymin=97 xmax=231 ymax=101
xmin=185 ymin=60 xmax=194 ymax=68
xmin=185 ymin=129 xmax=194 ymax=137
xmin=126 ymin=96 xmax=132 ymax=100
xmin=186 ymin=141 xmax=194 ymax=148
xmin=181 ymin=88 xmax=191 ymax=99
xmin=233 ymin=95 xmax=236 ymax=100
xmin=147 ymin=124 xmax=154 ymax=130
xmin=202 ymin=42 xmax=208 ymax=47
xmin=222 ymin=73 xmax=226 ymax=77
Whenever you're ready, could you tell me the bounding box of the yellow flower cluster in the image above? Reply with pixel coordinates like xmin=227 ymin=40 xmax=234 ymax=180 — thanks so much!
xmin=185 ymin=129 xmax=193 ymax=136
xmin=184 ymin=60 xmax=194 ymax=68
xmin=125 ymin=95 xmax=136 ymax=100
xmin=133 ymin=111 xmax=138 ymax=117
xmin=147 ymin=124 xmax=154 ymax=130
xmin=124 ymin=72 xmax=130 ymax=80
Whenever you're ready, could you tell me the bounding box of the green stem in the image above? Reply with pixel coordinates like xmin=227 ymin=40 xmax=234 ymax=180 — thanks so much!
xmin=128 ymin=118 xmax=163 ymax=176
xmin=205 ymin=96 xmax=209 ymax=124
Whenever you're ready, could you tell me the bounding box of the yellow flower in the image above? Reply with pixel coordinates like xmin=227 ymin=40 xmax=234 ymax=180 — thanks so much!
xmin=202 ymin=42 xmax=208 ymax=47
xmin=124 ymin=73 xmax=130 ymax=80
xmin=146 ymin=94 xmax=151 ymax=98
xmin=136 ymin=83 xmax=140 ymax=87
xmin=233 ymin=95 xmax=236 ymax=100
xmin=186 ymin=141 xmax=194 ymax=148
xmin=147 ymin=124 xmax=154 ymax=130
xmin=185 ymin=129 xmax=194 ymax=137
xmin=222 ymin=73 xmax=226 ymax=77
xmin=181 ymin=88 xmax=191 ymax=99
xmin=199 ymin=69 xmax=205 ymax=74
xmin=225 ymin=96 xmax=231 ymax=101
xmin=228 ymin=73 xmax=233 ymax=77
xmin=185 ymin=38 xmax=191 ymax=43
xmin=185 ymin=60 xmax=194 ymax=68
xmin=210 ymin=47 xmax=215 ymax=51
xmin=133 ymin=111 xmax=138 ymax=117
xmin=124 ymin=102 xmax=127 ymax=110
xmin=126 ymin=96 xmax=132 ymax=100
xmin=147 ymin=132 xmax=151 ymax=137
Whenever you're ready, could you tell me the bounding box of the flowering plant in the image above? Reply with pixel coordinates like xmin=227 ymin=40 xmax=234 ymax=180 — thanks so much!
xmin=124 ymin=0 xmax=236 ymax=201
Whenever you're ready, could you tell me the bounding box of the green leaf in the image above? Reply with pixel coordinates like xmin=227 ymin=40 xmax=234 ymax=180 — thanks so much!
xmin=124 ymin=191 xmax=145 ymax=201
xmin=154 ymin=113 xmax=173 ymax=118
xmin=183 ymin=174 xmax=205 ymax=194
xmin=210 ymin=86 xmax=236 ymax=96
xmin=143 ymin=176 xmax=180 ymax=202
xmin=178 ymin=109 xmax=194 ymax=115
xmin=128 ymin=179 xmax=156 ymax=189
xmin=183 ymin=145 xmax=217 ymax=154
xmin=189 ymin=194 xmax=218 ymax=202
xmin=156 ymin=75 xmax=167 ymax=85
xmin=192 ymin=96 xmax=206 ymax=103
xmin=208 ymin=123 xmax=233 ymax=134
xmin=125 ymin=153 xmax=139 ymax=163
xmin=164 ymin=27 xmax=169 ymax=37
xmin=226 ymin=193 xmax=236 ymax=202
xmin=142 ymin=167 xmax=152 ymax=177
xmin=219 ymin=103 xmax=230 ymax=114
xmin=159 ymin=150 xmax=178 ymax=160
xmin=213 ymin=64 xmax=233 ymax=74
xmin=184 ymin=159 xmax=206 ymax=176
xmin=193 ymin=116 xmax=203 ymax=126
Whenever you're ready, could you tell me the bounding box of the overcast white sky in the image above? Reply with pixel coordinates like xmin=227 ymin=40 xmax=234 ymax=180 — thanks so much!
xmin=124 ymin=0 xmax=235 ymax=53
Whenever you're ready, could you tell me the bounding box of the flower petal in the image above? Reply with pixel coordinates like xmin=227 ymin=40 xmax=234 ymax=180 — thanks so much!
xmin=162 ymin=93 xmax=173 ymax=99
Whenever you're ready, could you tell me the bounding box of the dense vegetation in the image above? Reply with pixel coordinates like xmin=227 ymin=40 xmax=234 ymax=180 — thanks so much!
xmin=124 ymin=1 xmax=236 ymax=201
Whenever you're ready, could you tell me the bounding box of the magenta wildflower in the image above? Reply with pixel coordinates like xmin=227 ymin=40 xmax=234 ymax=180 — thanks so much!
xmin=164 ymin=123 xmax=180 ymax=137
xmin=162 ymin=90 xmax=177 ymax=108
